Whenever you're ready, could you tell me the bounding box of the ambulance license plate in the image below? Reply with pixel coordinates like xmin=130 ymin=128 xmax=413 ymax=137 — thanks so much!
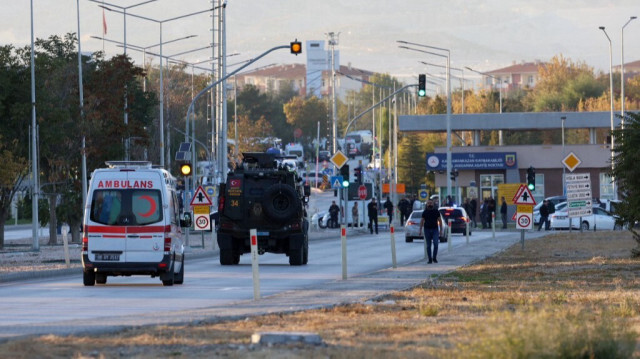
xmin=95 ymin=253 xmax=120 ymax=261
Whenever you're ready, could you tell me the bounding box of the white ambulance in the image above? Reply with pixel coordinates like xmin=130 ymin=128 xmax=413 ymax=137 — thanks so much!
xmin=82 ymin=161 xmax=191 ymax=286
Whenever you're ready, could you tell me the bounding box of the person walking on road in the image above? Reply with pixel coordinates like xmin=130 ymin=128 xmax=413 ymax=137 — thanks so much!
xmin=384 ymin=197 xmax=394 ymax=225
xmin=500 ymin=196 xmax=508 ymax=229
xmin=367 ymin=198 xmax=379 ymax=234
xmin=419 ymin=200 xmax=440 ymax=263
xmin=538 ymin=200 xmax=550 ymax=231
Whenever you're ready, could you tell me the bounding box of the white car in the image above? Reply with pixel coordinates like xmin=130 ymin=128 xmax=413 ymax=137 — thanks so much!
xmin=550 ymin=207 xmax=622 ymax=231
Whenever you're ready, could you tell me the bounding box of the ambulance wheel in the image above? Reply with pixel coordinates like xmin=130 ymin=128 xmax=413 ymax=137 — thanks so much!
xmin=220 ymin=249 xmax=235 ymax=265
xmin=174 ymin=256 xmax=185 ymax=285
xmin=83 ymin=271 xmax=95 ymax=286
xmin=95 ymin=273 xmax=107 ymax=285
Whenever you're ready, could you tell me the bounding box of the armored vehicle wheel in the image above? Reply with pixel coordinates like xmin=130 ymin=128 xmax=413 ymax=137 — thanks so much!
xmin=220 ymin=249 xmax=236 ymax=265
xmin=263 ymin=184 xmax=300 ymax=223
xmin=95 ymin=273 xmax=107 ymax=284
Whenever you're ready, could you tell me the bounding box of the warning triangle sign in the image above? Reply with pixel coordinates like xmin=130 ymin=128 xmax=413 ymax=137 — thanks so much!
xmin=513 ymin=184 xmax=537 ymax=205
xmin=190 ymin=185 xmax=213 ymax=206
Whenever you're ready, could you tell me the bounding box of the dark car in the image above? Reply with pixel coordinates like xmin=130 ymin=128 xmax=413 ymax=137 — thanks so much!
xmin=217 ymin=152 xmax=310 ymax=266
xmin=438 ymin=206 xmax=472 ymax=235
xmin=318 ymin=150 xmax=331 ymax=163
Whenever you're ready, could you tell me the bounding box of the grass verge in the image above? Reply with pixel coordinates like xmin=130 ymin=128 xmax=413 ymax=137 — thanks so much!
xmin=1 ymin=231 xmax=640 ymax=358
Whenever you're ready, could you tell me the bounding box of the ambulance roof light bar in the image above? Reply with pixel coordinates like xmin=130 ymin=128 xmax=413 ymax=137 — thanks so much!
xmin=105 ymin=161 xmax=153 ymax=169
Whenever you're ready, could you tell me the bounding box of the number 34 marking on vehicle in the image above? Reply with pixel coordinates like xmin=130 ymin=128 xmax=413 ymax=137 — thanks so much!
xmin=230 ymin=200 xmax=239 ymax=207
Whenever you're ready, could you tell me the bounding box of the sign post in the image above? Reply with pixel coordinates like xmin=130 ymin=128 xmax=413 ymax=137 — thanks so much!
xmin=250 ymin=229 xmax=260 ymax=300
xmin=565 ymin=173 xmax=592 ymax=232
xmin=513 ymin=184 xmax=537 ymax=249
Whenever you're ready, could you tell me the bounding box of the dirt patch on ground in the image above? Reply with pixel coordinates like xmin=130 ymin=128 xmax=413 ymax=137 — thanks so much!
xmin=2 ymin=231 xmax=640 ymax=358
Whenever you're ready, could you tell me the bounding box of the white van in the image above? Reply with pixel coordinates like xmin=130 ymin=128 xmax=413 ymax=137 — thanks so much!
xmin=82 ymin=161 xmax=191 ymax=286
xmin=285 ymin=143 xmax=305 ymax=168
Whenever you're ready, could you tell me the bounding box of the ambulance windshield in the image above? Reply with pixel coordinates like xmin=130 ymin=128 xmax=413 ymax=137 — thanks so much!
xmin=90 ymin=189 xmax=163 ymax=225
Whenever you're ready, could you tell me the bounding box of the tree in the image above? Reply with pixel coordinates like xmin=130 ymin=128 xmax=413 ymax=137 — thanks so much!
xmin=611 ymin=112 xmax=640 ymax=256
xmin=0 ymin=137 xmax=27 ymax=249
xmin=283 ymin=96 xmax=328 ymax=143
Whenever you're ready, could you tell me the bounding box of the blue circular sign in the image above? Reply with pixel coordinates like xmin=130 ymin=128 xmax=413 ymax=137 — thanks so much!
xmin=419 ymin=190 xmax=428 ymax=199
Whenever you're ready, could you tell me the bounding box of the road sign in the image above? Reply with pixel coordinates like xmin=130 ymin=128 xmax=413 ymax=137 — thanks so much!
xmin=562 ymin=152 xmax=582 ymax=172
xmin=190 ymin=185 xmax=213 ymax=206
xmin=568 ymin=208 xmax=593 ymax=217
xmin=512 ymin=185 xmax=537 ymax=205
xmin=565 ymin=173 xmax=590 ymax=182
xmin=419 ymin=189 xmax=428 ymax=200
xmin=498 ymin=183 xmax=525 ymax=204
xmin=358 ymin=185 xmax=367 ymax=200
xmin=204 ymin=185 xmax=216 ymax=198
xmin=330 ymin=151 xmax=348 ymax=169
xmin=567 ymin=191 xmax=592 ymax=201
xmin=516 ymin=205 xmax=533 ymax=213
xmin=566 ymin=182 xmax=591 ymax=191
xmin=516 ymin=212 xmax=533 ymax=230
xmin=568 ymin=199 xmax=592 ymax=208
xmin=194 ymin=213 xmax=210 ymax=231
xmin=192 ymin=205 xmax=209 ymax=215
xmin=330 ymin=176 xmax=343 ymax=189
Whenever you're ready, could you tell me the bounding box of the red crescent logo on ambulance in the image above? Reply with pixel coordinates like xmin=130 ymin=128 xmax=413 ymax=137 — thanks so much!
xmin=137 ymin=195 xmax=157 ymax=217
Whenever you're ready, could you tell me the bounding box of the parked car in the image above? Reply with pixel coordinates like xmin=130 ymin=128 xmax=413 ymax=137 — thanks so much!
xmin=550 ymin=206 xmax=622 ymax=231
xmin=311 ymin=210 xmax=328 ymax=229
xmin=318 ymin=207 xmax=364 ymax=228
xmin=404 ymin=210 xmax=448 ymax=243
xmin=318 ymin=150 xmax=331 ymax=163
xmin=535 ymin=201 xmax=569 ymax=225
xmin=439 ymin=206 xmax=472 ymax=235
xmin=533 ymin=196 xmax=566 ymax=224
xmin=596 ymin=199 xmax=621 ymax=214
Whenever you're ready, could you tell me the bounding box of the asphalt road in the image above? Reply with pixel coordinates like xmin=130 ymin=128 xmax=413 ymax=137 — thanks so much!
xmin=0 ymin=226 xmax=540 ymax=342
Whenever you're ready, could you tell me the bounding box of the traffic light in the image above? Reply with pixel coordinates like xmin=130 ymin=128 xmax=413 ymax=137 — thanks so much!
xmin=527 ymin=166 xmax=536 ymax=191
xmin=180 ymin=162 xmax=192 ymax=176
xmin=450 ymin=168 xmax=459 ymax=181
xmin=354 ymin=166 xmax=362 ymax=184
xmin=290 ymin=40 xmax=302 ymax=55
xmin=418 ymin=74 xmax=426 ymax=97
xmin=340 ymin=164 xmax=350 ymax=183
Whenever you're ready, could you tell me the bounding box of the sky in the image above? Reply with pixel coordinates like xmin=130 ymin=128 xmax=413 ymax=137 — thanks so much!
xmin=2 ymin=1 xmax=640 ymax=86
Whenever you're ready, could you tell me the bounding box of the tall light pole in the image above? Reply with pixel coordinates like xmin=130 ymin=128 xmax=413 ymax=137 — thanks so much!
xmin=76 ymin=0 xmax=88 ymax=222
xmin=29 ymin=0 xmax=39 ymax=251
xmin=621 ymin=16 xmax=637 ymax=128
xmin=99 ymin=5 xmax=213 ymax=168
xmin=327 ymin=32 xmax=340 ymax=154
xmin=465 ymin=66 xmax=503 ymax=145
xmin=561 ymin=116 xmax=566 ymax=196
xmin=600 ymin=26 xmax=617 ymax=200
xmin=397 ymin=41 xmax=452 ymax=199
xmin=90 ymin=0 xmax=157 ymax=161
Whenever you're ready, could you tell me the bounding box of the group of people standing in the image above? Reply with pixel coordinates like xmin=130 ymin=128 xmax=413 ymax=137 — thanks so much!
xmin=462 ymin=196 xmax=509 ymax=229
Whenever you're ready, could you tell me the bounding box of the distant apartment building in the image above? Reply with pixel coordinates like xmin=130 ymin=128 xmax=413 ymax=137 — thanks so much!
xmin=234 ymin=40 xmax=374 ymax=100
xmin=481 ymin=61 xmax=545 ymax=92
xmin=614 ymin=59 xmax=640 ymax=78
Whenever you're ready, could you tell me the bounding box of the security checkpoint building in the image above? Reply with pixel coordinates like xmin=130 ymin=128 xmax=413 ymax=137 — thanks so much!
xmin=398 ymin=111 xmax=620 ymax=204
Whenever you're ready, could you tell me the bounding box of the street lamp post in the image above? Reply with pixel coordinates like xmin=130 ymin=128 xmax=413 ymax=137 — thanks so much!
xmin=465 ymin=66 xmax=503 ymax=145
xmin=100 ymin=5 xmax=214 ymax=168
xmin=90 ymin=0 xmax=157 ymax=161
xmin=561 ymin=116 xmax=566 ymax=196
xmin=29 ymin=0 xmax=39 ymax=251
xmin=397 ymin=41 xmax=452 ymax=200
xmin=621 ymin=16 xmax=637 ymax=128
xmin=599 ymin=26 xmax=617 ymax=200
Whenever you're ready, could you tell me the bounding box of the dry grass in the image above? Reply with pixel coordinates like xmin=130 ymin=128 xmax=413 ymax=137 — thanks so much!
xmin=3 ymin=231 xmax=640 ymax=358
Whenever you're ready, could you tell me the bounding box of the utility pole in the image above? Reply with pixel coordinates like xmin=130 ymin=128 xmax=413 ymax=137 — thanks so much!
xmin=327 ymin=32 xmax=340 ymax=153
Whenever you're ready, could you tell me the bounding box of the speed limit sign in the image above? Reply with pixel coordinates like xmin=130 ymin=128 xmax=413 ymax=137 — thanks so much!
xmin=516 ymin=212 xmax=532 ymax=230
xmin=194 ymin=213 xmax=210 ymax=231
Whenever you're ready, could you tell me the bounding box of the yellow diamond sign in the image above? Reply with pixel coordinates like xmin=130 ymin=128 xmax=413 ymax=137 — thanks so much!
xmin=562 ymin=152 xmax=582 ymax=172
xmin=330 ymin=150 xmax=348 ymax=169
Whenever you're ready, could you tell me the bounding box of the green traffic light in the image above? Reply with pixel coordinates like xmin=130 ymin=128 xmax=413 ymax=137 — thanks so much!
xmin=418 ymin=89 xmax=426 ymax=97
xmin=528 ymin=183 xmax=535 ymax=191
xmin=342 ymin=180 xmax=350 ymax=187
